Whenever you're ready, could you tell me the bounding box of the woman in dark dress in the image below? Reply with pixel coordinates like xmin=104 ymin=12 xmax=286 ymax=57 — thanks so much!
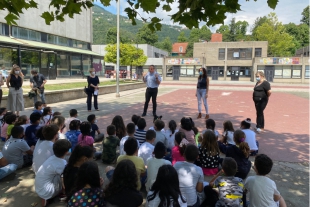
xmin=87 ymin=68 xmax=100 ymax=112
xmin=253 ymin=71 xmax=271 ymax=133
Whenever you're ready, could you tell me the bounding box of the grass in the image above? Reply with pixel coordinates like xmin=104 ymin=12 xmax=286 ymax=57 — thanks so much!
xmin=2 ymin=80 xmax=139 ymax=95
xmin=285 ymin=91 xmax=310 ymax=99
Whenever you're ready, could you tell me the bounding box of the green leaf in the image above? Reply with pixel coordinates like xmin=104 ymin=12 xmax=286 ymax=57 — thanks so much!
xmin=100 ymin=0 xmax=111 ymax=7
xmin=4 ymin=13 xmax=19 ymax=25
xmin=85 ymin=1 xmax=94 ymax=8
xmin=151 ymin=17 xmax=161 ymax=24
xmin=162 ymin=4 xmax=171 ymax=12
xmin=140 ymin=0 xmax=158 ymax=12
xmin=41 ymin=12 xmax=54 ymax=25
xmin=267 ymin=0 xmax=279 ymax=9
xmin=127 ymin=0 xmax=134 ymax=7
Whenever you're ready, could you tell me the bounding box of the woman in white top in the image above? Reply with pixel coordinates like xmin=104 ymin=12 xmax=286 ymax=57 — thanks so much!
xmin=241 ymin=118 xmax=259 ymax=156
xmin=147 ymin=165 xmax=187 ymax=207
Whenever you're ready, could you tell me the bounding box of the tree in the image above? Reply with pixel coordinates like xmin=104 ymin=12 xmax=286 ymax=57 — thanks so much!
xmin=254 ymin=13 xmax=295 ymax=56
xmin=1 ymin=0 xmax=280 ymax=30
xmin=216 ymin=25 xmax=230 ymax=41
xmin=105 ymin=27 xmax=133 ymax=44
xmin=251 ymin=16 xmax=268 ymax=38
xmin=301 ymin=6 xmax=309 ymax=26
xmin=284 ymin=23 xmax=309 ymax=49
xmin=136 ymin=25 xmax=158 ymax=46
xmin=177 ymin=32 xmax=188 ymax=42
xmin=154 ymin=37 xmax=172 ymax=53
xmin=185 ymin=26 xmax=212 ymax=57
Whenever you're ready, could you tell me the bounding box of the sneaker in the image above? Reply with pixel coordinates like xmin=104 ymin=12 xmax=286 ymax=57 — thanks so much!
xmin=256 ymin=128 xmax=261 ymax=133
xmin=141 ymin=113 xmax=146 ymax=117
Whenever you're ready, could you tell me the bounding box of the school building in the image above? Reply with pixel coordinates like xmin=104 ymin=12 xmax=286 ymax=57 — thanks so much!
xmin=0 ymin=0 xmax=103 ymax=79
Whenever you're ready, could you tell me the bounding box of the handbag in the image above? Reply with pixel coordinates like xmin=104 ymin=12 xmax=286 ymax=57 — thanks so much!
xmin=84 ymin=86 xmax=89 ymax=94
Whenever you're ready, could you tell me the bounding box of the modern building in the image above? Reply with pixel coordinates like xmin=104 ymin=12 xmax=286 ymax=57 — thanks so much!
xmin=295 ymin=46 xmax=309 ymax=57
xmin=171 ymin=42 xmax=188 ymax=56
xmin=0 ymin=0 xmax=103 ymax=79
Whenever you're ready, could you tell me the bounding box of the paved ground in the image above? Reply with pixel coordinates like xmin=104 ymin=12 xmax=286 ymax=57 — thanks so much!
xmin=0 ymin=79 xmax=309 ymax=207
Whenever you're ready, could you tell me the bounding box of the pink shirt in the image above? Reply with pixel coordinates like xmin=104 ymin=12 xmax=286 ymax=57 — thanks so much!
xmin=172 ymin=146 xmax=185 ymax=166
xmin=77 ymin=134 xmax=94 ymax=147
xmin=1 ymin=123 xmax=8 ymax=138
xmin=178 ymin=128 xmax=196 ymax=145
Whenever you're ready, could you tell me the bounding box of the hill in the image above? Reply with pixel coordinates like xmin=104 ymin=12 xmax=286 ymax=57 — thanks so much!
xmin=92 ymin=5 xmax=190 ymax=44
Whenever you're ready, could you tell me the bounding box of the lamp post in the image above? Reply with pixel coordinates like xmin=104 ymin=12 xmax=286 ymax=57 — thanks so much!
xmin=116 ymin=0 xmax=120 ymax=97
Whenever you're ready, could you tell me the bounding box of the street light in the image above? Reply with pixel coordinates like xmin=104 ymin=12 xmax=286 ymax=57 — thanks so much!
xmin=116 ymin=0 xmax=120 ymax=97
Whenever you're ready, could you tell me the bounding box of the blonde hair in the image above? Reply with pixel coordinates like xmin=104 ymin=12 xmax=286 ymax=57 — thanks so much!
xmin=89 ymin=68 xmax=95 ymax=73
xmin=256 ymin=71 xmax=265 ymax=79
xmin=10 ymin=64 xmax=21 ymax=75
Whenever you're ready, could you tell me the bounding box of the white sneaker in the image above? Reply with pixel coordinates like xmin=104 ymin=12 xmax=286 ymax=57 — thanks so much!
xmin=256 ymin=128 xmax=261 ymax=133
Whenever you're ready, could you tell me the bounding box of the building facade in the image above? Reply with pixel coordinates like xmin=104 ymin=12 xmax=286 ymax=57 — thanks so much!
xmin=0 ymin=1 xmax=103 ymax=79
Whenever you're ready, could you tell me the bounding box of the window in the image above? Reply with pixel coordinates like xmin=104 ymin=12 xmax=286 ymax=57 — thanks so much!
xmin=57 ymin=52 xmax=70 ymax=76
xmin=218 ymin=48 xmax=225 ymax=60
xmin=179 ymin=46 xmax=183 ymax=52
xmin=166 ymin=66 xmax=173 ymax=77
xmin=47 ymin=34 xmax=56 ymax=44
xmin=305 ymin=66 xmax=309 ymax=78
xmin=41 ymin=33 xmax=47 ymax=42
xmin=21 ymin=50 xmax=40 ymax=76
xmin=255 ymin=48 xmax=262 ymax=57
xmin=0 ymin=23 xmax=9 ymax=36
xmin=154 ymin=52 xmax=160 ymax=58
xmin=292 ymin=65 xmax=302 ymax=78
xmin=227 ymin=48 xmax=252 ymax=60
xmin=58 ymin=36 xmax=68 ymax=46
xmin=28 ymin=30 xmax=40 ymax=41
xmin=207 ymin=66 xmax=224 ymax=77
xmin=239 ymin=67 xmax=252 ymax=77
xmin=180 ymin=65 xmax=195 ymax=77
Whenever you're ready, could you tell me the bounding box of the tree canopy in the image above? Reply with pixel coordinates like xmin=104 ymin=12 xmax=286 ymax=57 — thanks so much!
xmin=1 ymin=0 xmax=279 ymax=30
xmin=301 ymin=6 xmax=309 ymax=26
xmin=136 ymin=25 xmax=158 ymax=45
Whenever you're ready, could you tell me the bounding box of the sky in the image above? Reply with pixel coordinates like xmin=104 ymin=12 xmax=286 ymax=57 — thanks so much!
xmin=94 ymin=0 xmax=309 ymax=33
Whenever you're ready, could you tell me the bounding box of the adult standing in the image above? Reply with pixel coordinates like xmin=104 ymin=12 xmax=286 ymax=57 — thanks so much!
xmin=30 ymin=70 xmax=47 ymax=107
xmin=6 ymin=64 xmax=24 ymax=116
xmin=196 ymin=67 xmax=209 ymax=119
xmin=253 ymin=71 xmax=271 ymax=133
xmin=87 ymin=68 xmax=100 ymax=112
xmin=142 ymin=65 xmax=162 ymax=117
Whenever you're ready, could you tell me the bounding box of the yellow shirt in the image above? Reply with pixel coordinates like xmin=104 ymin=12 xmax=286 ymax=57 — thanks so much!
xmin=117 ymin=155 xmax=146 ymax=190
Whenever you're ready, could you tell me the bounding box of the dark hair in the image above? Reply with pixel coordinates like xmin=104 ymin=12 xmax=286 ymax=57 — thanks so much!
xmin=154 ymin=119 xmax=165 ymax=131
xmin=51 ymin=115 xmax=65 ymax=128
xmin=241 ymin=118 xmax=251 ymax=129
xmin=181 ymin=117 xmax=192 ymax=131
xmin=53 ymin=111 xmax=61 ymax=116
xmin=14 ymin=115 xmax=27 ymax=126
xmin=69 ymin=120 xmax=80 ymax=131
xmin=222 ymin=157 xmax=237 ymax=176
xmin=198 ymin=67 xmax=207 ymax=79
xmin=34 ymin=101 xmax=43 ymax=109
xmin=69 ymin=109 xmax=78 ymax=117
xmin=111 ymin=115 xmax=126 ymax=139
xmin=192 ymin=127 xmax=199 ymax=136
xmin=5 ymin=114 xmax=17 ymax=124
xmin=153 ymin=115 xmax=162 ymax=123
xmin=154 ymin=142 xmax=166 ymax=159
xmin=107 ymin=125 xmax=116 ymax=136
xmin=233 ymin=130 xmax=250 ymax=157
xmin=131 ymin=114 xmax=140 ymax=125
xmin=168 ymin=120 xmax=177 ymax=134
xmin=31 ymin=69 xmax=38 ymax=74
xmin=76 ymin=161 xmax=100 ymax=190
xmin=174 ymin=131 xmax=187 ymax=156
xmin=53 ymin=139 xmax=71 ymax=157
xmin=87 ymin=114 xmax=96 ymax=123
xmin=42 ymin=124 xmax=59 ymax=141
xmin=80 ymin=121 xmax=91 ymax=139
xmin=147 ymin=165 xmax=186 ymax=207
xmin=184 ymin=144 xmax=199 ymax=162
xmin=42 ymin=107 xmax=52 ymax=117
xmin=146 ymin=130 xmax=156 ymax=141
xmin=1 ymin=111 xmax=12 ymax=126
xmin=201 ymin=130 xmax=219 ymax=156
xmin=104 ymin=160 xmax=137 ymax=198
xmin=223 ymin=120 xmax=234 ymax=132
xmin=0 ymin=107 xmax=6 ymax=116
xmin=206 ymin=119 xmax=216 ymax=130
xmin=255 ymin=154 xmax=273 ymax=175
xmin=36 ymin=127 xmax=45 ymax=140
xmin=126 ymin=123 xmax=135 ymax=135
xmin=11 ymin=126 xmax=24 ymax=138
xmin=137 ymin=118 xmax=146 ymax=130
xmin=124 ymin=137 xmax=138 ymax=155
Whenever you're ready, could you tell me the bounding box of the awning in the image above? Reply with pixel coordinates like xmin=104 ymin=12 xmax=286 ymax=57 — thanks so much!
xmin=0 ymin=35 xmax=102 ymax=57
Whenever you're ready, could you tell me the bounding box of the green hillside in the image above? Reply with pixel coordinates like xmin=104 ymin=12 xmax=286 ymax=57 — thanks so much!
xmin=92 ymin=5 xmax=190 ymax=44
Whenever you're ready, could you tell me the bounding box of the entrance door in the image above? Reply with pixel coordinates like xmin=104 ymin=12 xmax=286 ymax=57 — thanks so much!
xmin=41 ymin=53 xmax=56 ymax=79
xmin=264 ymin=66 xmax=274 ymax=82
xmin=231 ymin=67 xmax=239 ymax=81
xmin=173 ymin=66 xmax=180 ymax=80
xmin=211 ymin=67 xmax=219 ymax=80
xmin=136 ymin=66 xmax=143 ymax=80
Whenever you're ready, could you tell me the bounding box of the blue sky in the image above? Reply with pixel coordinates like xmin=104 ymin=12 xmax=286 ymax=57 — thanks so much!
xmin=95 ymin=0 xmax=309 ymax=32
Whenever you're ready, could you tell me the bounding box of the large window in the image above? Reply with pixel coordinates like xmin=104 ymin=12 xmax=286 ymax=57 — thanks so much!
xmin=207 ymin=66 xmax=224 ymax=77
xmin=227 ymin=48 xmax=252 ymax=60
xmin=226 ymin=66 xmax=252 ymax=77
xmin=57 ymin=52 xmax=70 ymax=76
xmin=305 ymin=65 xmax=309 ymax=78
xmin=82 ymin=55 xmax=91 ymax=76
xmin=180 ymin=66 xmax=195 ymax=77
xmin=267 ymin=65 xmax=302 ymax=79
xmin=21 ymin=50 xmax=40 ymax=76
xmin=218 ymin=48 xmax=225 ymax=60
xmin=0 ymin=23 xmax=9 ymax=36
xmin=255 ymin=48 xmax=262 ymax=57
xmin=166 ymin=66 xmax=173 ymax=77
xmin=71 ymin=55 xmax=81 ymax=76
xmin=0 ymin=47 xmax=18 ymax=73
xmin=93 ymin=58 xmax=103 ymax=75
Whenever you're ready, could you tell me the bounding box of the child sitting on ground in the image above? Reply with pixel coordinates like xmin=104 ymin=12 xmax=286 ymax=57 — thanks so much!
xmin=101 ymin=125 xmax=120 ymax=164
xmin=120 ymin=123 xmax=139 ymax=156
xmin=149 ymin=115 xmax=165 ymax=132
xmin=202 ymin=157 xmax=244 ymax=207
xmin=65 ymin=120 xmax=81 ymax=151
xmin=25 ymin=112 xmax=41 ymax=147
xmin=241 ymin=118 xmax=259 ymax=156
xmin=131 ymin=114 xmax=140 ymax=130
xmin=164 ymin=120 xmax=178 ymax=150
xmin=51 ymin=115 xmax=67 ymax=140
xmin=174 ymin=144 xmax=204 ymax=207
xmin=171 ymin=131 xmax=188 ymax=166
xmin=226 ymin=129 xmax=251 ymax=179
xmin=153 ymin=119 xmax=168 ymax=148
xmin=87 ymin=114 xmax=104 ymax=142
xmin=40 ymin=107 xmax=53 ymax=126
xmin=111 ymin=115 xmax=126 ymax=139
xmin=2 ymin=126 xmax=34 ymax=168
xmin=35 ymin=139 xmax=71 ymax=207
xmin=134 ymin=117 xmax=147 ymax=145
xmin=218 ymin=120 xmax=235 ymax=154
xmin=198 ymin=130 xmax=220 ymax=176
xmin=138 ymin=130 xmax=156 ymax=165
xmin=146 ymin=142 xmax=171 ymax=192
xmin=33 ymin=101 xmax=43 ymax=115
xmin=64 ymin=109 xmax=81 ymax=133
xmin=32 ymin=124 xmax=59 ymax=173
xmin=0 ymin=151 xmax=18 ymax=180
xmin=0 ymin=108 xmax=8 ymax=141
xmin=179 ymin=117 xmax=196 ymax=145
xmin=14 ymin=115 xmax=30 ymax=133
xmin=6 ymin=114 xmax=17 ymax=140
xmin=245 ymin=154 xmax=287 ymax=207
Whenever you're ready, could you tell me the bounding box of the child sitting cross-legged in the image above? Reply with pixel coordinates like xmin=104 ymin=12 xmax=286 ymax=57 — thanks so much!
xmin=6 ymin=114 xmax=17 ymax=140
xmin=153 ymin=119 xmax=168 ymax=148
xmin=35 ymin=139 xmax=71 ymax=206
xmin=202 ymin=157 xmax=245 ymax=207
xmin=134 ymin=117 xmax=147 ymax=145
xmin=87 ymin=114 xmax=104 ymax=142
xmin=171 ymin=131 xmax=188 ymax=166
xmin=65 ymin=120 xmax=81 ymax=151
xmin=101 ymin=125 xmax=120 ymax=164
xmin=138 ymin=130 xmax=156 ymax=165
xmin=120 ymin=123 xmax=139 ymax=156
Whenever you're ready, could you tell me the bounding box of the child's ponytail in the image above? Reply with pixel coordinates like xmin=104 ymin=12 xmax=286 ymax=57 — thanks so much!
xmin=233 ymin=129 xmax=250 ymax=157
xmin=239 ymin=142 xmax=250 ymax=158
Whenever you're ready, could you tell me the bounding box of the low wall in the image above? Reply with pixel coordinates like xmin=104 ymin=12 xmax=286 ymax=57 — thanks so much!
xmin=1 ymin=82 xmax=145 ymax=108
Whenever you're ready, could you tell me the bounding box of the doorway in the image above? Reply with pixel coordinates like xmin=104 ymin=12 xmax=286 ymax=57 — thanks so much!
xmin=41 ymin=53 xmax=57 ymax=80
xmin=211 ymin=67 xmax=219 ymax=80
xmin=173 ymin=66 xmax=180 ymax=80
xmin=264 ymin=66 xmax=274 ymax=82
xmin=231 ymin=66 xmax=239 ymax=81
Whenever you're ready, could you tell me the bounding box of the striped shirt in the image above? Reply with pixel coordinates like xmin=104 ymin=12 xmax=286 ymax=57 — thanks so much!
xmin=134 ymin=130 xmax=147 ymax=145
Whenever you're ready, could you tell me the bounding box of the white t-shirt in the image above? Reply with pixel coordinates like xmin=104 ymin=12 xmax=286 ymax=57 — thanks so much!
xmin=245 ymin=175 xmax=280 ymax=207
xmin=32 ymin=140 xmax=54 ymax=173
xmin=146 ymin=191 xmax=187 ymax=207
xmin=149 ymin=126 xmax=165 ymax=133
xmin=174 ymin=161 xmax=204 ymax=206
xmin=35 ymin=155 xmax=67 ymax=199
xmin=59 ymin=132 xmax=67 ymax=140
xmin=145 ymin=158 xmax=171 ymax=191
xmin=138 ymin=142 xmax=155 ymax=165
xmin=119 ymin=135 xmax=140 ymax=156
xmin=242 ymin=129 xmax=258 ymax=150
xmin=164 ymin=129 xmax=178 ymax=149
xmin=223 ymin=130 xmax=235 ymax=145
xmin=40 ymin=115 xmax=53 ymax=125
xmin=154 ymin=131 xmax=168 ymax=148
xmin=1 ymin=138 xmax=30 ymax=168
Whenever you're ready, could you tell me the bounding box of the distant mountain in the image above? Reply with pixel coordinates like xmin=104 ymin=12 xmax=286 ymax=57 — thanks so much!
xmin=92 ymin=5 xmax=190 ymax=44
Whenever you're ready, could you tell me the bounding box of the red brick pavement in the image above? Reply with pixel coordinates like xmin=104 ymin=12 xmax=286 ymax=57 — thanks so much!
xmin=97 ymin=89 xmax=309 ymax=163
